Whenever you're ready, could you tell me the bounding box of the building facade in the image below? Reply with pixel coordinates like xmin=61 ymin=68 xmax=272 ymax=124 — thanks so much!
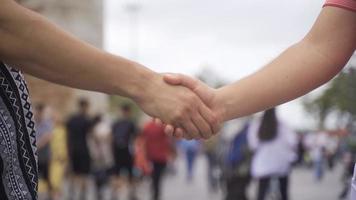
xmin=18 ymin=0 xmax=107 ymax=114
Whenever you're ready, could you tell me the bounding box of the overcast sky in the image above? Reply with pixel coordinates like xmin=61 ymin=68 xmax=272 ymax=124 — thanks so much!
xmin=103 ymin=0 xmax=343 ymax=129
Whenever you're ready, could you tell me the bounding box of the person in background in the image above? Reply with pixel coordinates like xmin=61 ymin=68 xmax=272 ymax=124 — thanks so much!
xmin=66 ymin=98 xmax=93 ymax=200
xmin=179 ymin=139 xmax=201 ymax=182
xmin=50 ymin=111 xmax=68 ymax=200
xmin=111 ymin=104 xmax=138 ymax=200
xmin=88 ymin=114 xmax=113 ymax=200
xmin=295 ymin=134 xmax=306 ymax=166
xmin=325 ymin=134 xmax=339 ymax=171
xmin=142 ymin=120 xmax=174 ymax=200
xmin=310 ymin=131 xmax=327 ymax=182
xmin=35 ymin=103 xmax=54 ymax=200
xmin=248 ymin=108 xmax=297 ymax=200
xmin=203 ymin=135 xmax=220 ymax=191
xmin=222 ymin=121 xmax=252 ymax=200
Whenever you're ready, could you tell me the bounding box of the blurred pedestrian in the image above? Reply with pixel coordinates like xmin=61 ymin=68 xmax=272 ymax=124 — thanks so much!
xmin=339 ymin=151 xmax=355 ymax=199
xmin=50 ymin=111 xmax=68 ymax=200
xmin=248 ymin=108 xmax=297 ymax=200
xmin=203 ymin=135 xmax=220 ymax=191
xmin=66 ymin=98 xmax=93 ymax=200
xmin=180 ymin=139 xmax=201 ymax=182
xmin=88 ymin=114 xmax=113 ymax=200
xmin=111 ymin=104 xmax=138 ymax=200
xmin=325 ymin=135 xmax=339 ymax=171
xmin=35 ymin=103 xmax=54 ymax=200
xmin=222 ymin=121 xmax=252 ymax=200
xmin=295 ymin=134 xmax=306 ymax=166
xmin=310 ymin=131 xmax=328 ymax=182
xmin=142 ymin=120 xmax=174 ymax=200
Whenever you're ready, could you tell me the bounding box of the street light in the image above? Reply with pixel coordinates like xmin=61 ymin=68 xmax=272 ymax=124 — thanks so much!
xmin=125 ymin=1 xmax=141 ymax=60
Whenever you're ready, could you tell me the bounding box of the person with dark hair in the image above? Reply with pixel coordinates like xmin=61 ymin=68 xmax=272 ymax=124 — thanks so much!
xmin=34 ymin=103 xmax=54 ymax=200
xmin=247 ymin=108 xmax=297 ymax=200
xmin=66 ymin=98 xmax=92 ymax=200
xmin=111 ymin=104 xmax=138 ymax=200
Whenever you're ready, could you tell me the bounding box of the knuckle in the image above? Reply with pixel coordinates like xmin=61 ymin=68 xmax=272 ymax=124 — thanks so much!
xmin=173 ymin=109 xmax=184 ymax=120
xmin=209 ymin=114 xmax=218 ymax=125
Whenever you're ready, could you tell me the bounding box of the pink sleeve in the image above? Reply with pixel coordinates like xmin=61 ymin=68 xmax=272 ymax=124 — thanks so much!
xmin=323 ymin=0 xmax=356 ymax=12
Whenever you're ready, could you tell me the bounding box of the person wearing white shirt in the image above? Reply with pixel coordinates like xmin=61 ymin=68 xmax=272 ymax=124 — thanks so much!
xmin=248 ymin=108 xmax=297 ymax=200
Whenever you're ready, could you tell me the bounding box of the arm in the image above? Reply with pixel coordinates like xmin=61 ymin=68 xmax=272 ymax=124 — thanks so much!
xmin=218 ymin=7 xmax=356 ymax=120
xmin=0 ymin=0 xmax=219 ymax=137
xmin=164 ymin=7 xmax=356 ymax=125
xmin=0 ymin=0 xmax=149 ymax=97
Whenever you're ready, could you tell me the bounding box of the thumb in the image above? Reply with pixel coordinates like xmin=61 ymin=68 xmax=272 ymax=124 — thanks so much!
xmin=163 ymin=73 xmax=198 ymax=91
xmin=163 ymin=73 xmax=183 ymax=85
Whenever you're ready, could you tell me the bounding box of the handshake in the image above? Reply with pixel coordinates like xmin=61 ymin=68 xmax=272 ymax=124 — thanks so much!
xmin=134 ymin=72 xmax=228 ymax=140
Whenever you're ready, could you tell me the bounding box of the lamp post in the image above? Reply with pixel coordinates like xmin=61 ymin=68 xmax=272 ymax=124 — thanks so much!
xmin=125 ymin=1 xmax=141 ymax=60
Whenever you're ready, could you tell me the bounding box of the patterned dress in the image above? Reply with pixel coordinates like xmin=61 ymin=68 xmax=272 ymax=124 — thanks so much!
xmin=0 ymin=62 xmax=38 ymax=200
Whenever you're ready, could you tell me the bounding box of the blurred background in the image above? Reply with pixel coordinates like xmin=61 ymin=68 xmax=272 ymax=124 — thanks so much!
xmin=17 ymin=0 xmax=356 ymax=200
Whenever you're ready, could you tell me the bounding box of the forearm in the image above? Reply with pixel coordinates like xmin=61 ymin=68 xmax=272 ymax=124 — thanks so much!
xmin=0 ymin=1 xmax=154 ymax=98
xmin=216 ymin=7 xmax=356 ymax=121
xmin=218 ymin=40 xmax=353 ymax=121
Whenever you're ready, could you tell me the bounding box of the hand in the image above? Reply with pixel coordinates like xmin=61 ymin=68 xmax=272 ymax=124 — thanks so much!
xmin=134 ymin=73 xmax=218 ymax=138
xmin=157 ymin=73 xmax=226 ymax=139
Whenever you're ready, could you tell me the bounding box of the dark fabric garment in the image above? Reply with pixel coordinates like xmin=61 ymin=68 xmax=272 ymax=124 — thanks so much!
xmin=186 ymin=148 xmax=197 ymax=180
xmin=206 ymin=151 xmax=219 ymax=190
xmin=225 ymin=175 xmax=251 ymax=200
xmin=257 ymin=176 xmax=289 ymax=200
xmin=112 ymin=119 xmax=136 ymax=149
xmin=0 ymin=62 xmax=38 ymax=200
xmin=112 ymin=147 xmax=134 ymax=181
xmin=38 ymin=161 xmax=51 ymax=192
xmin=66 ymin=114 xmax=91 ymax=175
xmin=151 ymin=161 xmax=166 ymax=200
xmin=69 ymin=151 xmax=91 ymax=175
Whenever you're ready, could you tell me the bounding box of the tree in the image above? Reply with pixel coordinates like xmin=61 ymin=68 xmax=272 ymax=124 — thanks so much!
xmin=304 ymin=66 xmax=356 ymax=129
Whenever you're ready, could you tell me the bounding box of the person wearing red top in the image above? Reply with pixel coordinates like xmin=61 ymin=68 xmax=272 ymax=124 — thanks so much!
xmin=142 ymin=120 xmax=174 ymax=200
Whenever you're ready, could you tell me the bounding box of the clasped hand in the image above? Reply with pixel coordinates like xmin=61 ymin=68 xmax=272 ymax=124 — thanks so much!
xmin=135 ymin=73 xmax=225 ymax=140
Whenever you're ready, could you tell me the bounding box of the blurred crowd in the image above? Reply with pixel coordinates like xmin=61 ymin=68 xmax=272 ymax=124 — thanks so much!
xmin=35 ymin=99 xmax=356 ymax=200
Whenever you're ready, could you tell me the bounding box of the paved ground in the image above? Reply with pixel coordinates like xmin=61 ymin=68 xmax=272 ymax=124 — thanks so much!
xmin=159 ymin=155 xmax=344 ymax=200
xmin=49 ymin=154 xmax=346 ymax=200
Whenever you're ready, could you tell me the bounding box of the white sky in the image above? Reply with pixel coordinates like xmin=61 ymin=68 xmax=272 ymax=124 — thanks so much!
xmin=103 ymin=0 xmax=336 ymax=129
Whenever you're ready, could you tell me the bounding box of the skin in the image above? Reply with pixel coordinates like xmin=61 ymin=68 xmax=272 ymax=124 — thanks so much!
xmin=0 ymin=0 xmax=220 ymax=138
xmin=162 ymin=7 xmax=356 ymax=138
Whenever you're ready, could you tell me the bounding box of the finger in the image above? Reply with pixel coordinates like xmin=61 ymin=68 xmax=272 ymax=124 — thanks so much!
xmin=174 ymin=128 xmax=185 ymax=138
xmin=162 ymin=73 xmax=183 ymax=85
xmin=199 ymin=104 xmax=220 ymax=134
xmin=181 ymin=120 xmax=199 ymax=140
xmin=154 ymin=118 xmax=163 ymax=126
xmin=163 ymin=74 xmax=199 ymax=91
xmin=192 ymin=112 xmax=213 ymax=139
xmin=164 ymin=74 xmax=211 ymax=102
xmin=164 ymin=125 xmax=175 ymax=137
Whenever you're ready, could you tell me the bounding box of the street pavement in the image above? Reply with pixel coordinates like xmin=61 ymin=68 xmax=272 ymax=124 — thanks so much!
xmin=54 ymin=154 xmax=345 ymax=200
xmin=122 ymin=155 xmax=344 ymax=200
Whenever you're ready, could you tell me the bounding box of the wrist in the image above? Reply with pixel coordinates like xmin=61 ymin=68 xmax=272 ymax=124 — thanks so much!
xmin=124 ymin=62 xmax=160 ymax=103
xmin=215 ymin=87 xmax=232 ymax=122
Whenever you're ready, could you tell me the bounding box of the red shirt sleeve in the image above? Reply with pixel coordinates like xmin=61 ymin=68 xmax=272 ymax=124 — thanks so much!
xmin=324 ymin=0 xmax=356 ymax=12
